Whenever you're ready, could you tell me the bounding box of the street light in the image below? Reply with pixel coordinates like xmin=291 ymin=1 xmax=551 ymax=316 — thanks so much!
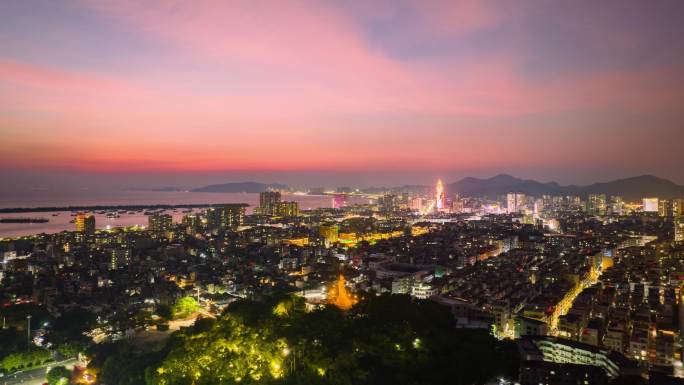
xmin=27 ymin=315 xmax=32 ymax=349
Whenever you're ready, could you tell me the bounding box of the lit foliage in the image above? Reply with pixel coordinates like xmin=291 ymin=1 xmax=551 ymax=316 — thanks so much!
xmin=46 ymin=365 xmax=71 ymax=385
xmin=0 ymin=349 xmax=52 ymax=372
xmin=148 ymin=295 xmax=518 ymax=385
xmin=171 ymin=296 xmax=200 ymax=320
xmin=154 ymin=314 xmax=287 ymax=384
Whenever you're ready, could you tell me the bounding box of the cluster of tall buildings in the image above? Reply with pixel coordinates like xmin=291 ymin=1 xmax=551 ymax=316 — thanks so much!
xmin=585 ymin=194 xmax=625 ymax=216
xmin=148 ymin=213 xmax=173 ymax=233
xmin=206 ymin=204 xmax=246 ymax=230
xmin=507 ymin=192 xmax=526 ymax=214
xmin=382 ymin=179 xmax=450 ymax=215
xmin=257 ymin=191 xmax=299 ymax=217
xmin=639 ymin=197 xmax=684 ymax=243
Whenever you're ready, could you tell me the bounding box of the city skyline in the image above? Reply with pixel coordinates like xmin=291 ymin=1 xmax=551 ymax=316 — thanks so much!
xmin=2 ymin=0 xmax=684 ymax=189
xmin=4 ymin=2 xmax=684 ymax=385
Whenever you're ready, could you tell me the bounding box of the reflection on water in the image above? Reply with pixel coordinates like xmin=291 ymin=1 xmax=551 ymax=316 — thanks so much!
xmin=0 ymin=191 xmax=369 ymax=237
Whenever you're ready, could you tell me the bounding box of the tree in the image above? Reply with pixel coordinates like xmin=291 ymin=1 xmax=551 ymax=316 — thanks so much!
xmin=155 ymin=304 xmax=173 ymax=320
xmin=49 ymin=307 xmax=96 ymax=345
xmin=171 ymin=296 xmax=199 ymax=319
xmin=46 ymin=366 xmax=71 ymax=385
xmin=86 ymin=341 xmax=166 ymax=385
xmin=0 ymin=349 xmax=52 ymax=372
xmin=146 ymin=294 xmax=518 ymax=385
xmin=0 ymin=327 xmax=25 ymax=358
xmin=57 ymin=342 xmax=83 ymax=359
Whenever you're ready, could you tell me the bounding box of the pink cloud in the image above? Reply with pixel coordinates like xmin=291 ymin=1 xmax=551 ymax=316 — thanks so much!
xmin=1 ymin=2 xmax=682 ymax=173
xmin=81 ymin=1 xmax=682 ymax=117
xmin=0 ymin=59 xmax=131 ymax=93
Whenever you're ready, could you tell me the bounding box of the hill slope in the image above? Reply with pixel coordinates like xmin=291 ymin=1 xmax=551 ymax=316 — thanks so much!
xmin=448 ymin=174 xmax=684 ymax=200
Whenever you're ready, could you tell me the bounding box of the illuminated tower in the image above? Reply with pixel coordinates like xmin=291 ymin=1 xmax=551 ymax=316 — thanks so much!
xmin=75 ymin=213 xmax=95 ymax=235
xmin=435 ymin=179 xmax=446 ymax=211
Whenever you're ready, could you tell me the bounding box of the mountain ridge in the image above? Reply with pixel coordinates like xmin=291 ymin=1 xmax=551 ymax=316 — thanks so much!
xmin=448 ymin=174 xmax=684 ymax=200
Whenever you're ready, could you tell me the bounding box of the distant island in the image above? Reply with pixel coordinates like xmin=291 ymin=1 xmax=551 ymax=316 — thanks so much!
xmin=191 ymin=182 xmax=287 ymax=193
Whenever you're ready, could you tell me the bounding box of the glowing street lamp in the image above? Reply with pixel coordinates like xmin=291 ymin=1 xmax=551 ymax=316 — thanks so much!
xmin=27 ymin=315 xmax=32 ymax=348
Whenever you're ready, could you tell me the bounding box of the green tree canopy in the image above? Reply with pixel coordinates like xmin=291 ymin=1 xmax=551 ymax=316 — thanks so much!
xmin=145 ymin=294 xmax=518 ymax=385
xmin=46 ymin=365 xmax=71 ymax=385
xmin=0 ymin=349 xmax=52 ymax=372
xmin=171 ymin=296 xmax=199 ymax=319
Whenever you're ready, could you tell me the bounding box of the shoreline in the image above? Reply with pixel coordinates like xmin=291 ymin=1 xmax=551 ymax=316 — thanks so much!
xmin=0 ymin=203 xmax=249 ymax=214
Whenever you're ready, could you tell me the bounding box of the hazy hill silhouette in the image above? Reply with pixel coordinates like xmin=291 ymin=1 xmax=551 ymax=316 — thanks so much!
xmin=448 ymin=174 xmax=684 ymax=200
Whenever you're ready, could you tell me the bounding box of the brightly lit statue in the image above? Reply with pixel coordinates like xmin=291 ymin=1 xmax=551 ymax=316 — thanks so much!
xmin=328 ymin=274 xmax=356 ymax=310
xmin=435 ymin=179 xmax=446 ymax=211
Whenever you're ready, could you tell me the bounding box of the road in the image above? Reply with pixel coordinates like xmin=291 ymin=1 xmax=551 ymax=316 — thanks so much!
xmin=1 ymin=358 xmax=79 ymax=385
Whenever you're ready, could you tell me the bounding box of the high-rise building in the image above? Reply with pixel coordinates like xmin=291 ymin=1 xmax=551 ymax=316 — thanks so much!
xmin=658 ymin=199 xmax=673 ymax=217
xmin=675 ymin=216 xmax=684 ymax=243
xmin=75 ymin=213 xmax=95 ymax=235
xmin=319 ymin=224 xmax=339 ymax=244
xmin=609 ymin=196 xmax=624 ymax=216
xmin=181 ymin=214 xmax=200 ymax=235
xmin=672 ymin=198 xmax=683 ymax=216
xmin=567 ymin=195 xmax=582 ymax=210
xmin=109 ymin=248 xmax=131 ymax=270
xmin=452 ymin=197 xmax=464 ymax=213
xmin=410 ymin=197 xmax=423 ymax=213
xmin=587 ymin=194 xmax=607 ymax=216
xmin=273 ymin=201 xmax=299 ymax=217
xmin=379 ymin=194 xmax=397 ymax=214
xmin=206 ymin=204 xmax=246 ymax=230
xmin=396 ymin=193 xmax=410 ymax=211
xmin=259 ymin=191 xmax=281 ymax=215
xmin=149 ymin=213 xmax=173 ymax=232
xmin=643 ymin=197 xmax=659 ymax=212
xmin=435 ymin=179 xmax=446 ymax=211
xmin=507 ymin=193 xmax=525 ymax=214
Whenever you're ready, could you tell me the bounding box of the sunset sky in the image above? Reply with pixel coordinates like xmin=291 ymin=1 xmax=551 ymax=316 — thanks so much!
xmin=1 ymin=0 xmax=684 ymax=189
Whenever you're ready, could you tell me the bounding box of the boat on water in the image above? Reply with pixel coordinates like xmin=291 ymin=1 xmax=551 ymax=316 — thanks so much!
xmin=105 ymin=212 xmax=120 ymax=219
